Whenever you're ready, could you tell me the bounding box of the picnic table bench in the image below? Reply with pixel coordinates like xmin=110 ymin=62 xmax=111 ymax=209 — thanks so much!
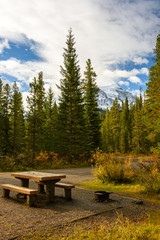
xmin=36 ymin=181 xmax=75 ymax=200
xmin=0 ymin=184 xmax=38 ymax=206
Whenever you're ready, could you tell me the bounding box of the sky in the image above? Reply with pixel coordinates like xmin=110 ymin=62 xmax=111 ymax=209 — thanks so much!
xmin=0 ymin=0 xmax=160 ymax=104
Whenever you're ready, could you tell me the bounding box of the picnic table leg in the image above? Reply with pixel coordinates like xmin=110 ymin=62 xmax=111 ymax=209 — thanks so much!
xmin=16 ymin=177 xmax=29 ymax=188
xmin=44 ymin=180 xmax=60 ymax=203
xmin=16 ymin=177 xmax=29 ymax=199
xmin=65 ymin=189 xmax=72 ymax=200
xmin=38 ymin=183 xmax=45 ymax=194
xmin=2 ymin=189 xmax=10 ymax=198
xmin=21 ymin=179 xmax=29 ymax=188
xmin=27 ymin=195 xmax=36 ymax=207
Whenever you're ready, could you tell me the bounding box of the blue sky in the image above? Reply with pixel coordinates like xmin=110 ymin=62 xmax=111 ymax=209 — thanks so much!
xmin=0 ymin=0 xmax=160 ymax=105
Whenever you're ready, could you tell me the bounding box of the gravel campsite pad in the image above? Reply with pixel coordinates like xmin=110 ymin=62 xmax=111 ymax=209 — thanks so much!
xmin=0 ymin=168 xmax=160 ymax=239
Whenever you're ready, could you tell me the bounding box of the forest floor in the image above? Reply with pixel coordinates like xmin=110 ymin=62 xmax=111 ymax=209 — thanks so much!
xmin=0 ymin=167 xmax=160 ymax=239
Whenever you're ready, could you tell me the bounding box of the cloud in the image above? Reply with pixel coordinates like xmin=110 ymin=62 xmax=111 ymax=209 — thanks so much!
xmin=140 ymin=67 xmax=149 ymax=75
xmin=118 ymin=81 xmax=129 ymax=86
xmin=0 ymin=0 xmax=159 ymax=94
xmin=0 ymin=39 xmax=10 ymax=53
xmin=133 ymin=57 xmax=149 ymax=65
xmin=128 ymin=76 xmax=142 ymax=83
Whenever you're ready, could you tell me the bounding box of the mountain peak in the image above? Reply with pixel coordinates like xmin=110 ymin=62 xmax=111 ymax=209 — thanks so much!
xmin=98 ymin=86 xmax=136 ymax=110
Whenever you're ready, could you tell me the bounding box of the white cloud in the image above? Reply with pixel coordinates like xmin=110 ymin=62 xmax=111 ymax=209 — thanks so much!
xmin=133 ymin=57 xmax=149 ymax=65
xmin=22 ymin=91 xmax=29 ymax=111
xmin=103 ymin=67 xmax=148 ymax=86
xmin=118 ymin=81 xmax=129 ymax=86
xmin=128 ymin=76 xmax=142 ymax=83
xmin=140 ymin=67 xmax=149 ymax=75
xmin=0 ymin=0 xmax=159 ymax=94
xmin=0 ymin=39 xmax=10 ymax=53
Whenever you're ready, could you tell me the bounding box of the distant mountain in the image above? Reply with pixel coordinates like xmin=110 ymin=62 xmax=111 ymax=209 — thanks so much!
xmin=98 ymin=85 xmax=136 ymax=110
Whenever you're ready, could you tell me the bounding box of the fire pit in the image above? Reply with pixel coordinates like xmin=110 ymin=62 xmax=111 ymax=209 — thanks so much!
xmin=94 ymin=191 xmax=112 ymax=202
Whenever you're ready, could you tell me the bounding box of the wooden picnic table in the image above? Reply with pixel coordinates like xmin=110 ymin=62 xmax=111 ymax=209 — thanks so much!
xmin=11 ymin=171 xmax=66 ymax=202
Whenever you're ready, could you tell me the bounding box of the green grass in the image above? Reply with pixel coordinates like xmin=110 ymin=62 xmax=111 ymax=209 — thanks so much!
xmin=64 ymin=217 xmax=160 ymax=240
xmin=80 ymin=179 xmax=144 ymax=194
xmin=79 ymin=179 xmax=160 ymax=204
xmin=21 ymin=212 xmax=160 ymax=240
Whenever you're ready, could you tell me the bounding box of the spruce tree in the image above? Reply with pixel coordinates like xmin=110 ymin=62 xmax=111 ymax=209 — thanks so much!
xmin=146 ymin=34 xmax=160 ymax=145
xmin=26 ymin=72 xmax=46 ymax=161
xmin=57 ymin=29 xmax=85 ymax=159
xmin=36 ymin=71 xmax=46 ymax=151
xmin=44 ymin=87 xmax=58 ymax=152
xmin=0 ymin=78 xmax=4 ymax=154
xmin=83 ymin=59 xmax=101 ymax=154
xmin=26 ymin=77 xmax=38 ymax=161
xmin=110 ymin=98 xmax=120 ymax=152
xmin=0 ymin=82 xmax=11 ymax=154
xmin=9 ymin=82 xmax=25 ymax=157
xmin=132 ymin=95 xmax=146 ymax=153
xmin=120 ymin=97 xmax=130 ymax=153
xmin=101 ymin=108 xmax=111 ymax=152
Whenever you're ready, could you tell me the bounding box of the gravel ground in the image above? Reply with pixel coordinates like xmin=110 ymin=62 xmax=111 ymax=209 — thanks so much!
xmin=0 ymin=168 xmax=160 ymax=240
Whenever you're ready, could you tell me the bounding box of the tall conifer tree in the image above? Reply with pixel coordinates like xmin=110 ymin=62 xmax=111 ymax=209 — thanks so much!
xmin=9 ymin=82 xmax=25 ymax=157
xmin=110 ymin=98 xmax=120 ymax=152
xmin=101 ymin=108 xmax=111 ymax=152
xmin=26 ymin=77 xmax=38 ymax=161
xmin=0 ymin=83 xmax=10 ymax=154
xmin=26 ymin=72 xmax=45 ymax=161
xmin=57 ymin=29 xmax=85 ymax=159
xmin=44 ymin=87 xmax=58 ymax=152
xmin=120 ymin=97 xmax=130 ymax=153
xmin=132 ymin=95 xmax=146 ymax=153
xmin=146 ymin=34 xmax=160 ymax=145
xmin=83 ymin=59 xmax=101 ymax=154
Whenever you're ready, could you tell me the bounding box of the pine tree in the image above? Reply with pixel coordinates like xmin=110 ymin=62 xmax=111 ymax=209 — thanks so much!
xmin=101 ymin=108 xmax=111 ymax=152
xmin=36 ymin=71 xmax=46 ymax=151
xmin=110 ymin=98 xmax=120 ymax=152
xmin=9 ymin=82 xmax=25 ymax=157
xmin=83 ymin=59 xmax=101 ymax=154
xmin=128 ymin=102 xmax=135 ymax=152
xmin=44 ymin=87 xmax=58 ymax=152
xmin=0 ymin=82 xmax=11 ymax=154
xmin=146 ymin=34 xmax=160 ymax=145
xmin=57 ymin=29 xmax=85 ymax=159
xmin=0 ymin=78 xmax=3 ymax=154
xmin=132 ymin=94 xmax=146 ymax=153
xmin=26 ymin=77 xmax=38 ymax=161
xmin=120 ymin=97 xmax=130 ymax=153
xmin=26 ymin=72 xmax=46 ymax=161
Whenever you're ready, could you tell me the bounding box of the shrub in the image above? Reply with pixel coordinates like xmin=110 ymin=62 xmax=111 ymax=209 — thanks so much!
xmin=136 ymin=163 xmax=160 ymax=193
xmin=35 ymin=151 xmax=61 ymax=169
xmin=90 ymin=149 xmax=134 ymax=184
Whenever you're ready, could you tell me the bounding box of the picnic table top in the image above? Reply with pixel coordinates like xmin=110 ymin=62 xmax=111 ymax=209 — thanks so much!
xmin=11 ymin=171 xmax=66 ymax=181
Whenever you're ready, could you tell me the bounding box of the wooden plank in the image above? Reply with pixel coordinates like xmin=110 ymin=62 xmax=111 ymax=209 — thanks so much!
xmin=0 ymin=184 xmax=38 ymax=195
xmin=11 ymin=171 xmax=66 ymax=181
xmin=55 ymin=183 xmax=75 ymax=189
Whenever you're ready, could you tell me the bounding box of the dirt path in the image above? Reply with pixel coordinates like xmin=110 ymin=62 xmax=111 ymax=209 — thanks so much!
xmin=0 ymin=168 xmax=160 ymax=240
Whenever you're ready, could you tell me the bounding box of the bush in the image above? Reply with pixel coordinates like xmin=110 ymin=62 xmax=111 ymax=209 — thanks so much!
xmin=90 ymin=149 xmax=134 ymax=184
xmin=0 ymin=154 xmax=31 ymax=172
xmin=35 ymin=151 xmax=63 ymax=169
xmin=136 ymin=163 xmax=160 ymax=193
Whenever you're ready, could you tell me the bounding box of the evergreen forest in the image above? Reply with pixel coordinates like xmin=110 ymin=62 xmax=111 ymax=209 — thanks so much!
xmin=0 ymin=30 xmax=160 ymax=169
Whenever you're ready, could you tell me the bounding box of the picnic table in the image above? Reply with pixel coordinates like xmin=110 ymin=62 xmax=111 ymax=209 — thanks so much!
xmin=11 ymin=171 xmax=66 ymax=202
